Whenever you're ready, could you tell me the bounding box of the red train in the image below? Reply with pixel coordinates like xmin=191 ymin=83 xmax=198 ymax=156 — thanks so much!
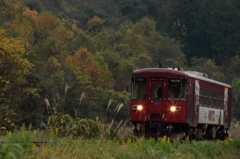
xmin=130 ymin=63 xmax=232 ymax=140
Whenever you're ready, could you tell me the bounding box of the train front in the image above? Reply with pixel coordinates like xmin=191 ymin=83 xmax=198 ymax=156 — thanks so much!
xmin=130 ymin=67 xmax=188 ymax=139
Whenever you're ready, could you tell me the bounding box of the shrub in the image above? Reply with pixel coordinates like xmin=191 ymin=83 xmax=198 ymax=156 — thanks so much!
xmin=46 ymin=114 xmax=103 ymax=138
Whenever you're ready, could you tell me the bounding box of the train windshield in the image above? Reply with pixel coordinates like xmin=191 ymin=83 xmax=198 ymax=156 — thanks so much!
xmin=168 ymin=78 xmax=186 ymax=101
xmin=131 ymin=77 xmax=147 ymax=100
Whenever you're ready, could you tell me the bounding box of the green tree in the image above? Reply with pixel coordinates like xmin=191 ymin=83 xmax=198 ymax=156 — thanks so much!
xmin=232 ymin=79 xmax=240 ymax=120
xmin=0 ymin=29 xmax=33 ymax=128
xmin=225 ymin=56 xmax=240 ymax=84
xmin=65 ymin=48 xmax=112 ymax=118
xmin=118 ymin=0 xmax=148 ymax=22
xmin=165 ymin=0 xmax=240 ymax=65
xmin=83 ymin=3 xmax=109 ymax=21
xmin=205 ymin=0 xmax=239 ymax=64
xmin=189 ymin=57 xmax=224 ymax=81
xmin=35 ymin=12 xmax=61 ymax=39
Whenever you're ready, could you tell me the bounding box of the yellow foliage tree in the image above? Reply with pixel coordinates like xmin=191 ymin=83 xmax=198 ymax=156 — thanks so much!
xmin=0 ymin=29 xmax=33 ymax=88
xmin=0 ymin=29 xmax=33 ymax=128
xmin=35 ymin=12 xmax=61 ymax=39
xmin=87 ymin=16 xmax=106 ymax=35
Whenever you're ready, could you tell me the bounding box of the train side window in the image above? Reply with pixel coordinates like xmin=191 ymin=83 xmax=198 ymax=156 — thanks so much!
xmin=215 ymin=91 xmax=217 ymax=98
xmin=218 ymin=92 xmax=221 ymax=99
xmin=200 ymin=96 xmax=204 ymax=105
xmin=213 ymin=99 xmax=216 ymax=107
xmin=207 ymin=98 xmax=211 ymax=106
xmin=213 ymin=91 xmax=216 ymax=99
xmin=205 ymin=89 xmax=209 ymax=96
xmin=221 ymin=92 xmax=224 ymax=108
xmin=217 ymin=100 xmax=221 ymax=108
xmin=199 ymin=87 xmax=203 ymax=105
xmin=204 ymin=88 xmax=207 ymax=96
xmin=200 ymin=87 xmax=204 ymax=96
xmin=209 ymin=90 xmax=213 ymax=98
xmin=221 ymin=92 xmax=224 ymax=101
xmin=204 ymin=97 xmax=208 ymax=105
xmin=212 ymin=99 xmax=215 ymax=107
xmin=217 ymin=92 xmax=221 ymax=108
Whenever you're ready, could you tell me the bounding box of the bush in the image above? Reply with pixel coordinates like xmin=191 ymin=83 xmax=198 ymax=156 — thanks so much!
xmin=47 ymin=114 xmax=103 ymax=138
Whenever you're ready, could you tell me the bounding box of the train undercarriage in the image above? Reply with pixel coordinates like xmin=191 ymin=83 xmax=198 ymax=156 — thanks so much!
xmin=132 ymin=121 xmax=228 ymax=140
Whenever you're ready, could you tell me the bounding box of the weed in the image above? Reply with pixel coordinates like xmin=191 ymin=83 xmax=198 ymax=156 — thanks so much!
xmin=0 ymin=124 xmax=36 ymax=158
xmin=229 ymin=120 xmax=240 ymax=138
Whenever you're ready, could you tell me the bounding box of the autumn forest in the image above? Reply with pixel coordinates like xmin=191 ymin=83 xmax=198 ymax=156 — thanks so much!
xmin=1 ymin=0 xmax=240 ymax=129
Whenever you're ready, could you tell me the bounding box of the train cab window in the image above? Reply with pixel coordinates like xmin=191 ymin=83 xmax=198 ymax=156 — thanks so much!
xmin=152 ymin=84 xmax=162 ymax=100
xmin=168 ymin=78 xmax=186 ymax=101
xmin=131 ymin=77 xmax=147 ymax=100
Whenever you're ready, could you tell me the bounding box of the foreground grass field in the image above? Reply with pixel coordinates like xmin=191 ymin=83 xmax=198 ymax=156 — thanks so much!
xmin=1 ymin=135 xmax=240 ymax=159
xmin=0 ymin=125 xmax=240 ymax=159
xmin=1 ymin=106 xmax=238 ymax=159
xmin=30 ymin=137 xmax=240 ymax=159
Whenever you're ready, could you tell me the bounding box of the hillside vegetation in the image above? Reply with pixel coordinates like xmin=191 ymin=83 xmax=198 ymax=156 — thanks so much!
xmin=0 ymin=0 xmax=240 ymax=131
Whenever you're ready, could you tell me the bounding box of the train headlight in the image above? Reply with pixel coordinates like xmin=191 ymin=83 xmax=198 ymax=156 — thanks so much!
xmin=137 ymin=105 xmax=143 ymax=110
xmin=170 ymin=106 xmax=176 ymax=112
xmin=170 ymin=106 xmax=181 ymax=112
xmin=132 ymin=105 xmax=143 ymax=111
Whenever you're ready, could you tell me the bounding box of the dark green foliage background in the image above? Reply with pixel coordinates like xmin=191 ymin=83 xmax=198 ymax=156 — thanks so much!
xmin=0 ymin=0 xmax=240 ymax=129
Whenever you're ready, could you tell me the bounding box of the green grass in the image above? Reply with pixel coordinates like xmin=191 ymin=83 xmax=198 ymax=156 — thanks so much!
xmin=0 ymin=121 xmax=240 ymax=159
xmin=22 ymin=137 xmax=239 ymax=159
xmin=1 ymin=129 xmax=240 ymax=159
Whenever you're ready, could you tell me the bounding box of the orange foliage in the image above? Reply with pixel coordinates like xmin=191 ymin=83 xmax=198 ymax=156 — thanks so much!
xmin=8 ymin=0 xmax=23 ymax=10
xmin=13 ymin=0 xmax=21 ymax=4
xmin=35 ymin=13 xmax=61 ymax=38
xmin=72 ymin=48 xmax=102 ymax=85
xmin=7 ymin=0 xmax=38 ymax=19
xmin=22 ymin=9 xmax=38 ymax=19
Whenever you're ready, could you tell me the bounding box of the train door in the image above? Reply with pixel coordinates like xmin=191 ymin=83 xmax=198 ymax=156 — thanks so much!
xmin=149 ymin=79 xmax=166 ymax=119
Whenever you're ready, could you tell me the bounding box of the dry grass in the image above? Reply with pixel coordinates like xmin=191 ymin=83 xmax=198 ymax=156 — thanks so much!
xmin=229 ymin=121 xmax=240 ymax=138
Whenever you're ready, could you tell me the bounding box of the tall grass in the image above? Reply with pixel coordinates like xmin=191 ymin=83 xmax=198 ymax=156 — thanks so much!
xmin=1 ymin=96 xmax=240 ymax=158
xmin=23 ymin=135 xmax=240 ymax=159
xmin=1 ymin=122 xmax=240 ymax=158
xmin=229 ymin=120 xmax=240 ymax=138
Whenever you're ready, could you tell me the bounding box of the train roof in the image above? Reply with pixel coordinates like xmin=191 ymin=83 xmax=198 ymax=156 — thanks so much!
xmin=132 ymin=68 xmax=187 ymax=76
xmin=184 ymin=71 xmax=231 ymax=88
xmin=132 ymin=68 xmax=231 ymax=88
